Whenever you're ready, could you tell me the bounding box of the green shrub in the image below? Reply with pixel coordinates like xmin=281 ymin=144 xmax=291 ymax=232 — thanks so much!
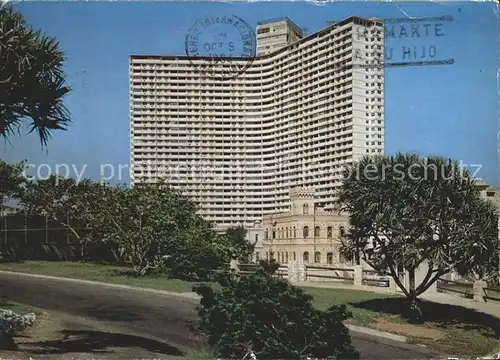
xmin=191 ymin=261 xmax=359 ymax=359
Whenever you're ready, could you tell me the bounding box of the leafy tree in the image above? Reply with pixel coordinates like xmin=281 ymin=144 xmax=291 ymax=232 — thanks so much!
xmin=338 ymin=153 xmax=499 ymax=322
xmin=0 ymin=3 xmax=71 ymax=147
xmin=165 ymin=216 xmax=226 ymax=280
xmin=101 ymin=183 xmax=211 ymax=276
xmin=223 ymin=225 xmax=256 ymax=263
xmin=20 ymin=176 xmax=113 ymax=259
xmin=0 ymin=160 xmax=26 ymax=212
xmin=192 ymin=261 xmax=359 ymax=360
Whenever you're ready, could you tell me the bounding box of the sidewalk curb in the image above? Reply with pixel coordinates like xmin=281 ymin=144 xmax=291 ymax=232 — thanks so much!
xmin=0 ymin=269 xmax=409 ymax=343
xmin=345 ymin=324 xmax=407 ymax=342
xmin=0 ymin=270 xmax=200 ymax=300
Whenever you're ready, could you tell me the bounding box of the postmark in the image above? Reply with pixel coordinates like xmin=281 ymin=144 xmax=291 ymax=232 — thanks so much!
xmin=329 ymin=15 xmax=454 ymax=70
xmin=185 ymin=15 xmax=256 ymax=80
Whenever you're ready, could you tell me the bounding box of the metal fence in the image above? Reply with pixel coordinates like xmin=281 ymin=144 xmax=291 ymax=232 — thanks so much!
xmin=437 ymin=278 xmax=474 ymax=299
xmin=483 ymin=286 xmax=500 ymax=302
xmin=0 ymin=213 xmax=114 ymax=261
xmin=0 ymin=213 xmax=82 ymax=242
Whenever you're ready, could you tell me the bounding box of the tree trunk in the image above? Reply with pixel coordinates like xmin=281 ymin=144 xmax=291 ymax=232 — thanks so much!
xmin=80 ymin=240 xmax=85 ymax=260
xmin=406 ymin=269 xmax=423 ymax=323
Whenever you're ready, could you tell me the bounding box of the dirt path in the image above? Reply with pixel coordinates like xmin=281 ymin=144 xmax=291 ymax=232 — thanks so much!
xmin=3 ymin=309 xmax=188 ymax=359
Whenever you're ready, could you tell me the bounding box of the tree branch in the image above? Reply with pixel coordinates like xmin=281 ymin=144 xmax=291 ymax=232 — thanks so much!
xmin=418 ymin=270 xmax=445 ymax=295
xmin=0 ymin=74 xmax=12 ymax=84
xmin=387 ymin=261 xmax=409 ymax=297
xmin=53 ymin=215 xmax=80 ymax=240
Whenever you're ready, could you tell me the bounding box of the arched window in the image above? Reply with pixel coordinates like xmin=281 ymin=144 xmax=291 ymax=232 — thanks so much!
xmin=303 ymin=203 xmax=309 ymax=214
xmin=314 ymin=251 xmax=321 ymax=263
xmin=285 ymin=227 xmax=289 ymax=238
xmin=327 ymin=226 xmax=333 ymax=238
xmin=303 ymin=226 xmax=309 ymax=238
xmin=265 ymin=229 xmax=269 ymax=240
xmin=293 ymin=252 xmax=296 ymax=261
xmin=314 ymin=226 xmax=320 ymax=237
xmin=293 ymin=227 xmax=297 ymax=238
xmin=286 ymin=252 xmax=289 ymax=262
xmin=303 ymin=251 xmax=309 ymax=263
xmin=327 ymin=252 xmax=333 ymax=264
xmin=256 ymin=252 xmax=261 ymax=262
xmin=339 ymin=226 xmax=346 ymax=237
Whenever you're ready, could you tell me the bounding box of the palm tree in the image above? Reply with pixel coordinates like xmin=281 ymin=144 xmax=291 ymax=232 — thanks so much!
xmin=0 ymin=2 xmax=71 ymax=148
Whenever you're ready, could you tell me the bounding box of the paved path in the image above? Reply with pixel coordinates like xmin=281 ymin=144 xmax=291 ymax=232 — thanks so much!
xmin=0 ymin=272 xmax=441 ymax=359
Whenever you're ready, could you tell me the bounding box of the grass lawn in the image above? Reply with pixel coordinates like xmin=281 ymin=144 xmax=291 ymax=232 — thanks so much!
xmin=0 ymin=299 xmax=41 ymax=315
xmin=304 ymin=286 xmax=500 ymax=357
xmin=0 ymin=260 xmax=201 ymax=293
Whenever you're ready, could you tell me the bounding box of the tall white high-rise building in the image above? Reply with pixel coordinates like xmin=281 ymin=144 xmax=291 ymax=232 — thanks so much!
xmin=130 ymin=16 xmax=385 ymax=230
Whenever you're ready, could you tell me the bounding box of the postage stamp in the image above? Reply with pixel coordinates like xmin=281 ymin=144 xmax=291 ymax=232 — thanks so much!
xmin=185 ymin=15 xmax=256 ymax=80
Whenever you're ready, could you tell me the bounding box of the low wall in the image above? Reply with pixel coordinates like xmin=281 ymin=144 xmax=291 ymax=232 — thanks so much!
xmin=232 ymin=261 xmax=497 ymax=303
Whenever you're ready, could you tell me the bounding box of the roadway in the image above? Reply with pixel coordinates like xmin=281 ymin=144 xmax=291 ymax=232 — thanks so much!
xmin=0 ymin=272 xmax=442 ymax=359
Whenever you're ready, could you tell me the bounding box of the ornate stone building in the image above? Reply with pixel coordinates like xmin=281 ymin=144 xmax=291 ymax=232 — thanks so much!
xmin=254 ymin=188 xmax=350 ymax=265
xmin=476 ymin=180 xmax=500 ymax=211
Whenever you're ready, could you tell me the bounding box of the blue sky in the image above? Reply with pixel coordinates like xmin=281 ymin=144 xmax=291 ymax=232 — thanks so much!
xmin=2 ymin=1 xmax=499 ymax=185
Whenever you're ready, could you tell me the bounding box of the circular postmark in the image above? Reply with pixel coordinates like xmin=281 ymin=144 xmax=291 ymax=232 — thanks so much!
xmin=185 ymin=15 xmax=256 ymax=80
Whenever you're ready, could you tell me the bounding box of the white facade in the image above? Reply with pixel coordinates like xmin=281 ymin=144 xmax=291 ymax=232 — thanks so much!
xmin=130 ymin=16 xmax=385 ymax=230
xmin=256 ymin=17 xmax=303 ymax=55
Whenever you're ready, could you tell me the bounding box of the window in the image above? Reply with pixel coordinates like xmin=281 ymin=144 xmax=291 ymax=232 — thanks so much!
xmin=314 ymin=226 xmax=320 ymax=237
xmin=257 ymin=27 xmax=270 ymax=34
xmin=303 ymin=251 xmax=309 ymax=263
xmin=272 ymin=231 xmax=276 ymax=239
xmin=339 ymin=226 xmax=346 ymax=237
xmin=293 ymin=227 xmax=297 ymax=238
xmin=256 ymin=252 xmax=260 ymax=261
xmin=264 ymin=230 xmax=268 ymax=240
xmin=303 ymin=226 xmax=309 ymax=238
xmin=293 ymin=252 xmax=296 ymax=261
xmin=327 ymin=226 xmax=333 ymax=238
xmin=327 ymin=252 xmax=333 ymax=264
xmin=303 ymin=203 xmax=309 ymax=214
xmin=314 ymin=251 xmax=321 ymax=263
xmin=286 ymin=252 xmax=289 ymax=262
xmin=255 ymin=234 xmax=259 ymax=242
